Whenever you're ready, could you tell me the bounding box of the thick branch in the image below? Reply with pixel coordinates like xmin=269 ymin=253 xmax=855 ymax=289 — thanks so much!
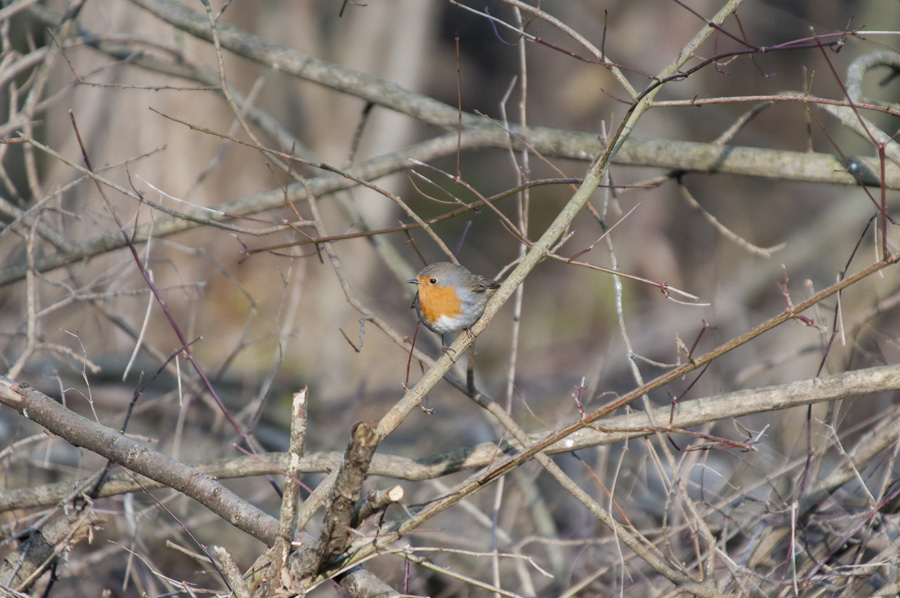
xmin=289 ymin=421 xmax=380 ymax=580
xmin=0 ymin=377 xmax=279 ymax=545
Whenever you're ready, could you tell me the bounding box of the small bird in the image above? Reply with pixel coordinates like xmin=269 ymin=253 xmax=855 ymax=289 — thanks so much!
xmin=408 ymin=262 xmax=500 ymax=337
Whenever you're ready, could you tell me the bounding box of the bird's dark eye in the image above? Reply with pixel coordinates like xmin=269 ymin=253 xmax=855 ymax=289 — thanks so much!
xmin=429 ymin=278 xmax=438 ymax=285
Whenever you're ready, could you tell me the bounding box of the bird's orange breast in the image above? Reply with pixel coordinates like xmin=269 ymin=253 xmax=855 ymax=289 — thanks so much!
xmin=417 ymin=283 xmax=462 ymax=324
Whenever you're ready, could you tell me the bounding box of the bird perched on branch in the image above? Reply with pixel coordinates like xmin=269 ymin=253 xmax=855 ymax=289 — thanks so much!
xmin=408 ymin=262 xmax=500 ymax=339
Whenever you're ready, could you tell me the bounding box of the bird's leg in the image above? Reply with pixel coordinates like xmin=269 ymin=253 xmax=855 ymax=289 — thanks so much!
xmin=440 ymin=334 xmax=458 ymax=356
xmin=466 ymin=344 xmax=476 ymax=397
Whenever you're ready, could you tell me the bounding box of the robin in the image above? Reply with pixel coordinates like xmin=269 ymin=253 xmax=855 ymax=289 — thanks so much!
xmin=408 ymin=262 xmax=500 ymax=338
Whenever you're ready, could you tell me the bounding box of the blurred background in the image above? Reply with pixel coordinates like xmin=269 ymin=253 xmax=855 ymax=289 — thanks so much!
xmin=2 ymin=0 xmax=900 ymax=595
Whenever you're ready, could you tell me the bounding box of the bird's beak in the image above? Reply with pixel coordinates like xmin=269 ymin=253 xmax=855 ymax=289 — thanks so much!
xmin=407 ymin=278 xmax=419 ymax=285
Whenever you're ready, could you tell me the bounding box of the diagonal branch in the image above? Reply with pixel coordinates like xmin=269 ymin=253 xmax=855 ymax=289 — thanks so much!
xmin=0 ymin=377 xmax=279 ymax=545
